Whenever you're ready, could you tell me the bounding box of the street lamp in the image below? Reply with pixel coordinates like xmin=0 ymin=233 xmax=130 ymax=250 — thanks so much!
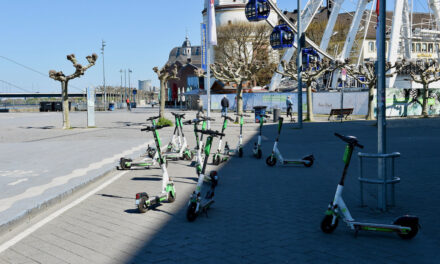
xmin=128 ymin=69 xmax=132 ymax=102
xmin=101 ymin=40 xmax=106 ymax=108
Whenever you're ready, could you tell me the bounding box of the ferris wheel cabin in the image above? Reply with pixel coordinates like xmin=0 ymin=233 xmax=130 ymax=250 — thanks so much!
xmin=245 ymin=0 xmax=271 ymax=22
xmin=270 ymin=24 xmax=294 ymax=50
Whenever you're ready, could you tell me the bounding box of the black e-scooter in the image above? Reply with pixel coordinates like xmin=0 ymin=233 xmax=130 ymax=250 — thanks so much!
xmin=135 ymin=120 xmax=175 ymax=213
xmin=321 ymin=133 xmax=419 ymax=239
xmin=266 ymin=117 xmax=314 ymax=167
xmin=186 ymin=129 xmax=224 ymax=222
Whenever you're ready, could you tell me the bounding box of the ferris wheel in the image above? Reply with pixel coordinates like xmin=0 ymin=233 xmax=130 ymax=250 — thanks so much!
xmin=245 ymin=0 xmax=440 ymax=90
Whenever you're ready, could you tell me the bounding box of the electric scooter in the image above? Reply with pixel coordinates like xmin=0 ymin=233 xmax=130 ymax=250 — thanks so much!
xmin=321 ymin=133 xmax=419 ymax=239
xmin=135 ymin=121 xmax=176 ymax=213
xmin=253 ymin=114 xmax=270 ymax=159
xmin=224 ymin=113 xmax=250 ymax=158
xmin=212 ymin=115 xmax=234 ymax=165
xmin=183 ymin=116 xmax=215 ymax=174
xmin=266 ymin=117 xmax=314 ymax=167
xmin=163 ymin=112 xmax=192 ymax=161
xmin=118 ymin=116 xmax=162 ymax=170
xmin=186 ymin=129 xmax=224 ymax=222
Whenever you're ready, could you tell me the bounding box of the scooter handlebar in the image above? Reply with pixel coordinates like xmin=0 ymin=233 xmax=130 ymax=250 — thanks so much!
xmin=170 ymin=112 xmax=186 ymax=118
xmin=235 ymin=114 xmax=251 ymax=117
xmin=141 ymin=124 xmax=171 ymax=131
xmin=183 ymin=120 xmax=193 ymax=125
xmin=146 ymin=115 xmax=160 ymax=121
xmin=195 ymin=129 xmax=225 ymax=137
xmin=334 ymin=133 xmax=364 ymax=148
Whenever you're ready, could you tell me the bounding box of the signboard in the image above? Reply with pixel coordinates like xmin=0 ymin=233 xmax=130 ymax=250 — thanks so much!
xmin=87 ymin=87 xmax=95 ymax=127
xmin=200 ymin=23 xmax=207 ymax=71
xmin=133 ymin=89 xmax=137 ymax=95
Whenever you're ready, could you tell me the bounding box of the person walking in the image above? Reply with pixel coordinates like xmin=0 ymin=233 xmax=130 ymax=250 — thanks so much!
xmin=126 ymin=98 xmax=131 ymax=111
xmin=221 ymin=95 xmax=229 ymax=116
xmin=286 ymin=96 xmax=294 ymax=121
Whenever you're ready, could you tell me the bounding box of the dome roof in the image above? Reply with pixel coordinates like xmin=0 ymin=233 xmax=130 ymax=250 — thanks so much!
xmin=182 ymin=36 xmax=191 ymax=48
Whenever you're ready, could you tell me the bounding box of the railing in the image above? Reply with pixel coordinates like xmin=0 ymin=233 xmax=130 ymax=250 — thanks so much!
xmin=358 ymin=152 xmax=401 ymax=210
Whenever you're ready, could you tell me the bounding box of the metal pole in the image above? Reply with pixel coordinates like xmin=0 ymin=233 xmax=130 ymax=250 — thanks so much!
xmin=101 ymin=40 xmax=106 ymax=109
xmin=120 ymin=69 xmax=123 ymax=102
xmin=207 ymin=45 xmax=211 ymax=129
xmin=340 ymin=79 xmax=344 ymax=122
xmin=128 ymin=69 xmax=132 ymax=102
xmin=297 ymin=0 xmax=303 ymax=128
xmin=377 ymin=0 xmax=387 ymax=211
xmin=124 ymin=69 xmax=127 ymax=103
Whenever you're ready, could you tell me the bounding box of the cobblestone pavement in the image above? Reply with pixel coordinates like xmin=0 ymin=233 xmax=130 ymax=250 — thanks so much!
xmin=0 ymin=110 xmax=439 ymax=263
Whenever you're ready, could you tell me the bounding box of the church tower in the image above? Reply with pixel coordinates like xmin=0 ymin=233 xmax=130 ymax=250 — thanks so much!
xmin=202 ymin=0 xmax=278 ymax=27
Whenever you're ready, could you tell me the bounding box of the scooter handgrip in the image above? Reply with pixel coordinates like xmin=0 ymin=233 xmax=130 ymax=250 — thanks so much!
xmin=141 ymin=127 xmax=151 ymax=131
xmin=355 ymin=142 xmax=364 ymax=149
xmin=156 ymin=124 xmax=171 ymax=129
xmin=183 ymin=120 xmax=192 ymax=125
xmin=226 ymin=116 xmax=234 ymax=121
xmin=147 ymin=115 xmax=160 ymax=121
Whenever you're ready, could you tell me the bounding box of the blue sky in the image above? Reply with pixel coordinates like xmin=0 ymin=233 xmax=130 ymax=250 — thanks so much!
xmin=0 ymin=0 xmax=431 ymax=93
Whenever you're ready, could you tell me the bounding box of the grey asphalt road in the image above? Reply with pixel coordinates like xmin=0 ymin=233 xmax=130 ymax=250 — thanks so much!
xmin=0 ymin=110 xmax=439 ymax=263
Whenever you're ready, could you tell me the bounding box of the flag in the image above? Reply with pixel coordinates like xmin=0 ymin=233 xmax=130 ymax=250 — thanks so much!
xmin=208 ymin=0 xmax=217 ymax=46
xmin=376 ymin=0 xmax=380 ymax=18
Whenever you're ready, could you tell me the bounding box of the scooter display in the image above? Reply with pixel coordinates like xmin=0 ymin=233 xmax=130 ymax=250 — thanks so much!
xmin=266 ymin=117 xmax=314 ymax=167
xmin=320 ymin=133 xmax=419 ymax=239
xmin=212 ymin=115 xmax=234 ymax=165
xmin=186 ymin=129 xmax=224 ymax=222
xmin=224 ymin=113 xmax=250 ymax=158
xmin=253 ymin=114 xmax=270 ymax=159
xmin=135 ymin=120 xmax=176 ymax=213
xmin=163 ymin=112 xmax=192 ymax=161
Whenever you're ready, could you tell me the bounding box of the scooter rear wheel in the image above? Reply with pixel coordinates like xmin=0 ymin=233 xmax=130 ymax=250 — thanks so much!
xmin=321 ymin=215 xmax=338 ymax=233
xmin=213 ymin=155 xmax=221 ymax=165
xmin=186 ymin=202 xmax=198 ymax=222
xmin=266 ymin=156 xmax=277 ymax=167
xmin=393 ymin=217 xmax=419 ymax=239
xmin=138 ymin=196 xmax=149 ymax=213
xmin=303 ymin=156 xmax=314 ymax=167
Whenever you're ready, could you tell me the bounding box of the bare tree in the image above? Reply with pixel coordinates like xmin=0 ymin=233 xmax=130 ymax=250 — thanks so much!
xmin=346 ymin=61 xmax=401 ymax=120
xmin=153 ymin=64 xmax=179 ymax=118
xmin=49 ymin=53 xmax=98 ymax=129
xmin=399 ymin=59 xmax=440 ymax=117
xmin=211 ymin=61 xmax=263 ymax=121
xmin=275 ymin=58 xmax=344 ymax=121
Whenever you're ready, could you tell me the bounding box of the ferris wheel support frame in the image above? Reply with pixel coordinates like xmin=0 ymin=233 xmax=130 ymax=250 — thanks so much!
xmin=387 ymin=0 xmax=405 ymax=88
xmin=320 ymin=0 xmax=344 ymax=52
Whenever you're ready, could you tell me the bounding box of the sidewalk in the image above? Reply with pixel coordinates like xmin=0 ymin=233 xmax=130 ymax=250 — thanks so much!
xmin=0 ymin=111 xmax=439 ymax=263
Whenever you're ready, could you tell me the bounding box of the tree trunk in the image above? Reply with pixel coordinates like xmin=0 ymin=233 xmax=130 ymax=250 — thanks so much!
xmin=306 ymin=81 xmax=314 ymax=121
xmin=366 ymin=84 xmax=375 ymax=120
xmin=236 ymin=83 xmax=244 ymax=122
xmin=159 ymin=79 xmax=166 ymax=117
xmin=61 ymin=81 xmax=70 ymax=129
xmin=422 ymin=83 xmax=429 ymax=117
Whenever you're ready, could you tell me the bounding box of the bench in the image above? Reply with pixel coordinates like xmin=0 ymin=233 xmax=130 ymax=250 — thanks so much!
xmin=328 ymin=108 xmax=354 ymax=121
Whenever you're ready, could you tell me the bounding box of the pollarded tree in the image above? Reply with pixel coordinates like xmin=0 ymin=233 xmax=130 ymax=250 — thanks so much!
xmin=49 ymin=53 xmax=98 ymax=129
xmin=153 ymin=64 xmax=179 ymax=118
xmin=275 ymin=58 xmax=345 ymax=121
xmin=345 ymin=61 xmax=401 ymax=120
xmin=210 ymin=60 xmax=263 ymax=121
xmin=400 ymin=59 xmax=440 ymax=117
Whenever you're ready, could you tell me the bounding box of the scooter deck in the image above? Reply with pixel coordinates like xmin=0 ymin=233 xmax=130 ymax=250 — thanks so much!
xmin=348 ymin=221 xmax=411 ymax=232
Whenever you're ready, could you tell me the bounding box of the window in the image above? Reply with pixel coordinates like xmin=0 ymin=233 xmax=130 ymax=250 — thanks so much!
xmin=412 ymin=43 xmax=415 ymax=52
xmin=436 ymin=44 xmax=440 ymax=52
xmin=368 ymin=41 xmax=374 ymax=52
xmin=422 ymin=43 xmax=427 ymax=52
xmin=428 ymin=43 xmax=434 ymax=53
xmin=416 ymin=43 xmax=421 ymax=52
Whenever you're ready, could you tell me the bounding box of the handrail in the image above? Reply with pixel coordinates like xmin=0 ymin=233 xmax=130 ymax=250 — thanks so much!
xmin=358 ymin=152 xmax=400 ymax=158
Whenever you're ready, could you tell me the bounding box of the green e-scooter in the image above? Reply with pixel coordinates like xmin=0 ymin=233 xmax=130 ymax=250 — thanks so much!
xmin=253 ymin=114 xmax=270 ymax=159
xmin=186 ymin=129 xmax=224 ymax=222
xmin=321 ymin=133 xmax=419 ymax=239
xmin=135 ymin=120 xmax=175 ymax=213
xmin=212 ymin=115 xmax=234 ymax=165
xmin=266 ymin=117 xmax=314 ymax=167
xmin=163 ymin=112 xmax=192 ymax=161
xmin=118 ymin=116 xmax=162 ymax=170
xmin=224 ymin=114 xmax=250 ymax=158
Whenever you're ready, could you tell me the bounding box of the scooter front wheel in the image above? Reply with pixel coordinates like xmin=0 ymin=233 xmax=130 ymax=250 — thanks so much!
xmin=138 ymin=196 xmax=149 ymax=213
xmin=186 ymin=202 xmax=198 ymax=222
xmin=321 ymin=215 xmax=338 ymax=233
xmin=256 ymin=149 xmax=262 ymax=159
xmin=266 ymin=156 xmax=277 ymax=167
xmin=213 ymin=155 xmax=221 ymax=165
xmin=303 ymin=156 xmax=314 ymax=167
xmin=167 ymin=191 xmax=176 ymax=203
xmin=238 ymin=148 xmax=243 ymax=157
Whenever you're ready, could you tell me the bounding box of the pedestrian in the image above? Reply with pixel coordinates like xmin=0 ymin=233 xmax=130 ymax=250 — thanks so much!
xmin=286 ymin=96 xmax=293 ymax=121
xmin=126 ymin=98 xmax=131 ymax=111
xmin=181 ymin=94 xmax=186 ymax=110
xmin=196 ymin=97 xmax=204 ymax=118
xmin=221 ymin=95 xmax=229 ymax=116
